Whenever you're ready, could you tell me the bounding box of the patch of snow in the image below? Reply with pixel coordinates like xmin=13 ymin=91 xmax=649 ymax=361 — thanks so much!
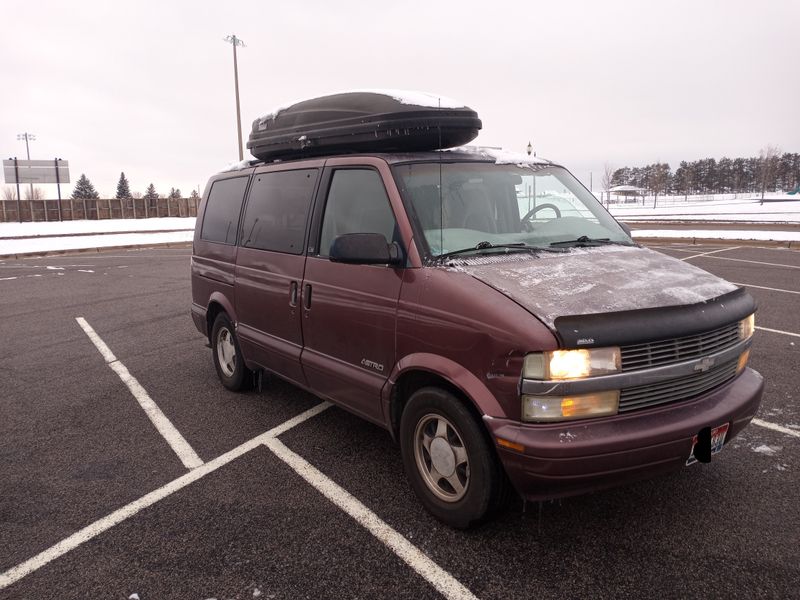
xmin=443 ymin=145 xmax=551 ymax=166
xmin=221 ymin=159 xmax=255 ymax=172
xmin=0 ymin=217 xmax=195 ymax=239
xmin=631 ymin=229 xmax=800 ymax=242
xmin=45 ymin=266 xmax=64 ymax=270
xmin=77 ymin=269 xmax=95 ymax=273
xmin=559 ymin=432 xmax=576 ymax=443
xmin=129 ymin=594 xmax=140 ymax=600
xmin=752 ymin=444 xmax=780 ymax=456
xmin=0 ymin=276 xmax=18 ymax=281
xmin=776 ymin=464 xmax=789 ymax=471
xmin=253 ymin=589 xmax=262 ymax=597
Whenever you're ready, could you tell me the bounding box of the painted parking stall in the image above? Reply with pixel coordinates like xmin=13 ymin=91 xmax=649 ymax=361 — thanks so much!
xmin=0 ymin=246 xmax=798 ymax=599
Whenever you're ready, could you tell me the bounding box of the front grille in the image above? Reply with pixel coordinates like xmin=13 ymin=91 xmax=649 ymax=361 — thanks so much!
xmin=618 ymin=359 xmax=739 ymax=413
xmin=620 ymin=322 xmax=740 ymax=371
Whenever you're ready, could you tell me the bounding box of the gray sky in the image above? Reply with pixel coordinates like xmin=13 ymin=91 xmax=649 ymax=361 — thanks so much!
xmin=2 ymin=0 xmax=798 ymax=198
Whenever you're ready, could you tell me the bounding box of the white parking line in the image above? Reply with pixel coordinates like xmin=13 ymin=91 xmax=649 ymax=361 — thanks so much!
xmin=755 ymin=326 xmax=800 ymax=339
xmin=732 ymin=282 xmax=800 ymax=295
xmin=0 ymin=403 xmax=331 ymax=592
xmin=752 ymin=419 xmax=800 ymax=438
xmin=264 ymin=437 xmax=478 ymax=600
xmin=680 ymin=246 xmax=740 ymax=260
xmin=75 ymin=317 xmax=203 ymax=470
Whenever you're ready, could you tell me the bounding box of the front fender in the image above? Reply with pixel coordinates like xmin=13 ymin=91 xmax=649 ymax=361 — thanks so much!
xmin=382 ymin=353 xmax=508 ymax=424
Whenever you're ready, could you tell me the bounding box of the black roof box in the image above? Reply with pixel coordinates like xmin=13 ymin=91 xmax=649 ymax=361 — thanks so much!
xmin=246 ymin=90 xmax=481 ymax=161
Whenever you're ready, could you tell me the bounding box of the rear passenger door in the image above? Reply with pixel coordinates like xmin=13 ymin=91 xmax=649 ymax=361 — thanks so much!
xmin=235 ymin=163 xmax=322 ymax=386
xmin=300 ymin=159 xmax=407 ymax=425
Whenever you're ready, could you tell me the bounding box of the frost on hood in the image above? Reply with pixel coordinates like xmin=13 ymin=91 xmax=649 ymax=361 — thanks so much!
xmin=257 ymin=89 xmax=466 ymax=124
xmin=451 ymin=245 xmax=738 ymax=328
xmin=442 ymin=146 xmax=552 ymax=166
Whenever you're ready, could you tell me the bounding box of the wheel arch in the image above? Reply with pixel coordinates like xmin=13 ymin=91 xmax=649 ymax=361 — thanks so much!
xmin=383 ymin=353 xmax=507 ymax=442
xmin=205 ymin=292 xmax=237 ymax=341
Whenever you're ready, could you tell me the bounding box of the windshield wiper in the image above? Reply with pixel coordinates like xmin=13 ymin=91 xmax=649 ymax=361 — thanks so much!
xmin=437 ymin=242 xmax=562 ymax=262
xmin=549 ymin=236 xmax=631 ymax=248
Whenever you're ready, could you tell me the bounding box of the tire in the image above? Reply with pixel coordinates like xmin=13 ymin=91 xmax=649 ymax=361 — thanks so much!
xmin=399 ymin=387 xmax=507 ymax=529
xmin=211 ymin=312 xmax=251 ymax=391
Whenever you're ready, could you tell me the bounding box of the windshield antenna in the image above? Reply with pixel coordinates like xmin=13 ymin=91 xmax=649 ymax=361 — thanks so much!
xmin=438 ymin=98 xmax=443 ymax=256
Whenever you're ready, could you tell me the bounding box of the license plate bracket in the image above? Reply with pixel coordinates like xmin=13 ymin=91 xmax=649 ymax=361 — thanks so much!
xmin=687 ymin=422 xmax=730 ymax=466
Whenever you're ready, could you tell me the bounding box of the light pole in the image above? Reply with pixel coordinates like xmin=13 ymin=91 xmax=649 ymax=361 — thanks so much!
xmin=526 ymin=141 xmax=532 ymax=156
xmin=223 ymin=35 xmax=246 ymax=161
xmin=17 ymin=132 xmax=36 ymax=200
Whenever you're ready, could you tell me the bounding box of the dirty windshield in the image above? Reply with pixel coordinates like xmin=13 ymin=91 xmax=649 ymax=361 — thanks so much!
xmin=393 ymin=162 xmax=632 ymax=257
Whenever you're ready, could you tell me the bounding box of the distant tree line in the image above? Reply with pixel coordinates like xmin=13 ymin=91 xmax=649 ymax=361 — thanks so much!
xmin=610 ymin=148 xmax=799 ymax=197
xmin=66 ymin=172 xmax=200 ymax=203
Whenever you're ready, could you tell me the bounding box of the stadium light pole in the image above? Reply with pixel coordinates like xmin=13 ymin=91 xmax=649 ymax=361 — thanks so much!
xmin=223 ymin=35 xmax=246 ymax=161
xmin=17 ymin=132 xmax=36 ymax=200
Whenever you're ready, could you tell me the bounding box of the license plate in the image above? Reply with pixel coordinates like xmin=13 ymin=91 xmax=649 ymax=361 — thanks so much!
xmin=686 ymin=423 xmax=730 ymax=466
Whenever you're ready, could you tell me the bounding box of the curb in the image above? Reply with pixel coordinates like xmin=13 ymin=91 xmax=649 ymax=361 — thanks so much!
xmin=0 ymin=241 xmax=192 ymax=260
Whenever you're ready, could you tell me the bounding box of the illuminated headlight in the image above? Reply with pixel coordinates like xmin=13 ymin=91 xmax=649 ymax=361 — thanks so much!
xmin=523 ymin=347 xmax=621 ymax=380
xmin=522 ymin=391 xmax=620 ymax=422
xmin=739 ymin=314 xmax=755 ymax=340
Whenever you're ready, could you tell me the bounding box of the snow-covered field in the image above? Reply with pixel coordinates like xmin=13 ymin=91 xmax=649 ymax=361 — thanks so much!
xmin=1 ymin=195 xmax=799 ymax=256
xmin=0 ymin=217 xmax=195 ymax=238
xmin=607 ymin=195 xmax=800 ymax=223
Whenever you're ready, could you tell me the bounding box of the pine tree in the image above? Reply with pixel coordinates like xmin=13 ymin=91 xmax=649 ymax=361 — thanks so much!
xmin=189 ymin=189 xmax=200 ymax=201
xmin=143 ymin=184 xmax=158 ymax=201
xmin=72 ymin=174 xmax=100 ymax=199
xmin=115 ymin=172 xmax=132 ymax=199
xmin=168 ymin=187 xmax=182 ymax=200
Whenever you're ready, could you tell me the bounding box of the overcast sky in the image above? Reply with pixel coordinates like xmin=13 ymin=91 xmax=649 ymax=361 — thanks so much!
xmin=2 ymin=0 xmax=798 ymax=198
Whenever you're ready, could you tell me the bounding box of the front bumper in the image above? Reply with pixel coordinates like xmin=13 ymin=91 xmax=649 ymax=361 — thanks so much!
xmin=484 ymin=367 xmax=764 ymax=501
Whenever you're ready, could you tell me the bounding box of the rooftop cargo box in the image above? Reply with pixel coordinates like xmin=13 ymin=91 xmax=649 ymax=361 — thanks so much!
xmin=247 ymin=90 xmax=481 ymax=161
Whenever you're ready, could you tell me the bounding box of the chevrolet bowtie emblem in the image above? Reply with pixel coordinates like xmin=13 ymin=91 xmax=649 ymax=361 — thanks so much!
xmin=694 ymin=357 xmax=716 ymax=372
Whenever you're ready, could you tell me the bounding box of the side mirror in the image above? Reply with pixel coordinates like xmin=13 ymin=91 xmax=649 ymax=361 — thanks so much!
xmin=329 ymin=233 xmax=403 ymax=265
xmin=618 ymin=222 xmax=632 ymax=237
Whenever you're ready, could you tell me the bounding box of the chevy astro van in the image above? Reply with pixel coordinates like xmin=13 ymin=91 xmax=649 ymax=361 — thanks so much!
xmin=191 ymin=92 xmax=763 ymax=528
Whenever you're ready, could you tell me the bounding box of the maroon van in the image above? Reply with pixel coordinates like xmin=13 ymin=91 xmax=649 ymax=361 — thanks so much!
xmin=191 ymin=94 xmax=762 ymax=528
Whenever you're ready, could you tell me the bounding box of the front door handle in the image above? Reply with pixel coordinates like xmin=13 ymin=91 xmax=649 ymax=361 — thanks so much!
xmin=303 ymin=284 xmax=312 ymax=310
xmin=289 ymin=281 xmax=298 ymax=307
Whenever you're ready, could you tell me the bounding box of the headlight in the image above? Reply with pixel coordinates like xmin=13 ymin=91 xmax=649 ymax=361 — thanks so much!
xmin=522 ymin=391 xmax=620 ymax=422
xmin=523 ymin=347 xmax=621 ymax=380
xmin=739 ymin=314 xmax=755 ymax=340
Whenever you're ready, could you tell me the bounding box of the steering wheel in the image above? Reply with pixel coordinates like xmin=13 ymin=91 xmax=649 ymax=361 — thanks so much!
xmin=521 ymin=203 xmax=562 ymax=230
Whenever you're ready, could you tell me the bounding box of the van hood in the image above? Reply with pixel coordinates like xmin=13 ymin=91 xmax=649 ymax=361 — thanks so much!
xmin=450 ymin=245 xmax=738 ymax=329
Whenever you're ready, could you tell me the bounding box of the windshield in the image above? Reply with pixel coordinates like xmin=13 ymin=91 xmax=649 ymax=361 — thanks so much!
xmin=393 ymin=161 xmax=632 ymax=257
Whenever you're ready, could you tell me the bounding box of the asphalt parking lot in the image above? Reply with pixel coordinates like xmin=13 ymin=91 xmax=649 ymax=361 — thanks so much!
xmin=0 ymin=244 xmax=798 ymax=600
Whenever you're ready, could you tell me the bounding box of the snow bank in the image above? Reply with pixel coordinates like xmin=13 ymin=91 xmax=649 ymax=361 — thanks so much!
xmin=631 ymin=229 xmax=800 ymax=242
xmin=609 ymin=197 xmax=800 ymax=223
xmin=1 ymin=231 xmax=194 ymax=255
xmin=0 ymin=217 xmax=196 ymax=239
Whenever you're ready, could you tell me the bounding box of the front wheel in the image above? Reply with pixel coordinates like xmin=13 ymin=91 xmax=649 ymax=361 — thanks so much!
xmin=400 ymin=387 xmax=508 ymax=528
xmin=211 ymin=312 xmax=251 ymax=391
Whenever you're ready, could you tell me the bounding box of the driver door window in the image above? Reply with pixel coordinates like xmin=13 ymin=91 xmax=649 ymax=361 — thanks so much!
xmin=318 ymin=169 xmax=397 ymax=257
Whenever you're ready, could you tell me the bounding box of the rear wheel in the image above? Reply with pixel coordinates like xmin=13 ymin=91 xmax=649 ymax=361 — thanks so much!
xmin=400 ymin=387 xmax=507 ymax=528
xmin=211 ymin=312 xmax=251 ymax=391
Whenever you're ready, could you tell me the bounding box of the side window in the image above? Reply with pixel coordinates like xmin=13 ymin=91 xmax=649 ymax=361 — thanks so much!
xmin=318 ymin=169 xmax=397 ymax=257
xmin=241 ymin=169 xmax=318 ymax=254
xmin=200 ymin=177 xmax=249 ymax=245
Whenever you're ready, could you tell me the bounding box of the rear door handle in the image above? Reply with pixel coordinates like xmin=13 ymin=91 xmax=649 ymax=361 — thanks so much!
xmin=303 ymin=284 xmax=312 ymax=310
xmin=289 ymin=281 xmax=298 ymax=307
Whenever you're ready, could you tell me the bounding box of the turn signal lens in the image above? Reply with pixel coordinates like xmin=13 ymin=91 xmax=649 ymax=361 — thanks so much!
xmin=523 ymin=347 xmax=621 ymax=380
xmin=739 ymin=314 xmax=755 ymax=340
xmin=522 ymin=390 xmax=620 ymax=422
xmin=737 ymin=349 xmax=751 ymax=374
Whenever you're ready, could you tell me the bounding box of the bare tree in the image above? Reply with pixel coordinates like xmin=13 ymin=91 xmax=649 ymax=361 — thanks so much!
xmin=602 ymin=163 xmax=614 ymax=205
xmin=649 ymin=163 xmax=670 ymax=208
xmin=2 ymin=186 xmax=16 ymax=201
xmin=24 ymin=186 xmax=44 ymax=200
xmin=759 ymin=145 xmax=781 ymax=203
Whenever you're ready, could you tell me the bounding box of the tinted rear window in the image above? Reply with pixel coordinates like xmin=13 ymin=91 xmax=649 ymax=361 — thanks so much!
xmin=200 ymin=177 xmax=249 ymax=245
xmin=241 ymin=169 xmax=318 ymax=254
